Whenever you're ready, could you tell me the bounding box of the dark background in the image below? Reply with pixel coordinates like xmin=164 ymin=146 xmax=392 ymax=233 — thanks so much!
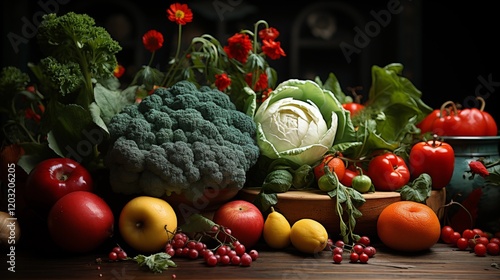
xmin=2 ymin=0 xmax=499 ymax=126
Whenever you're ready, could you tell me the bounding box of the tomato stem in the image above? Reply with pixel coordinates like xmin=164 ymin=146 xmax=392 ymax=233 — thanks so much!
xmin=347 ymin=86 xmax=363 ymax=104
xmin=476 ymin=96 xmax=486 ymax=111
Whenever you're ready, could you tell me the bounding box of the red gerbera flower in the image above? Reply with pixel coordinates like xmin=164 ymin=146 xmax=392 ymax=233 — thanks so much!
xmin=113 ymin=64 xmax=125 ymax=78
xmin=262 ymin=39 xmax=286 ymax=60
xmin=142 ymin=30 xmax=164 ymax=53
xmin=245 ymin=72 xmax=268 ymax=92
xmin=167 ymin=3 xmax=193 ymax=25
xmin=259 ymin=27 xmax=280 ymax=41
xmin=224 ymin=33 xmax=252 ymax=64
xmin=215 ymin=73 xmax=231 ymax=92
xmin=469 ymin=161 xmax=490 ymax=177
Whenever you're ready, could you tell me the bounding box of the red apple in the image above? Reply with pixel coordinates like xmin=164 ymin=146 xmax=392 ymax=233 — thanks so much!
xmin=212 ymin=200 xmax=264 ymax=249
xmin=47 ymin=191 xmax=114 ymax=253
xmin=25 ymin=158 xmax=93 ymax=212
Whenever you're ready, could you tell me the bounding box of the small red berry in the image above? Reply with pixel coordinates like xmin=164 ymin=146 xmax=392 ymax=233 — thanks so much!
xmin=456 ymin=237 xmax=469 ymax=250
xmin=349 ymin=252 xmax=359 ymax=263
xmin=333 ymin=253 xmax=343 ymax=264
xmin=359 ymin=252 xmax=369 ymax=263
xmin=108 ymin=251 xmax=118 ymax=261
xmin=474 ymin=243 xmax=487 ymax=257
xmin=487 ymin=242 xmax=500 ymax=256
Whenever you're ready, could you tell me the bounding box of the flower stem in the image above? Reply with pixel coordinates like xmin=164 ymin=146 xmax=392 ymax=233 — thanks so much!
xmin=174 ymin=24 xmax=182 ymax=63
xmin=161 ymin=24 xmax=184 ymax=87
xmin=253 ymin=20 xmax=269 ymax=54
xmin=147 ymin=51 xmax=156 ymax=67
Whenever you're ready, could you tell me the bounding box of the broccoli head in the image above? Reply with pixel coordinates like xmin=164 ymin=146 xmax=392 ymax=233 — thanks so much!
xmin=105 ymin=80 xmax=260 ymax=200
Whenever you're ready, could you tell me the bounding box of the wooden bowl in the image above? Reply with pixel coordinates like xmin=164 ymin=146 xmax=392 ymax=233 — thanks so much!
xmin=237 ymin=188 xmax=446 ymax=237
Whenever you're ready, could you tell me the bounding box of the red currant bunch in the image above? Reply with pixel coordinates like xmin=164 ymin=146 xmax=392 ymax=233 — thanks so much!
xmin=329 ymin=236 xmax=377 ymax=264
xmin=165 ymin=225 xmax=260 ymax=267
xmin=108 ymin=245 xmax=128 ymax=261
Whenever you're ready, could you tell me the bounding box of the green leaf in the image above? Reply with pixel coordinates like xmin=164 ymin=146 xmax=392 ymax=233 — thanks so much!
xmin=132 ymin=252 xmax=176 ymax=273
xmin=17 ymin=143 xmax=58 ymax=174
xmin=345 ymin=187 xmax=366 ymax=206
xmin=316 ymin=72 xmax=350 ymax=104
xmin=253 ymin=192 xmax=278 ymax=212
xmin=131 ymin=65 xmax=165 ymax=91
xmin=89 ymin=102 xmax=109 ymax=134
xmin=179 ymin=214 xmax=216 ymax=233
xmin=93 ymin=83 xmax=136 ymax=124
xmin=44 ymin=101 xmax=106 ymax=164
xmin=399 ymin=173 xmax=432 ymax=203
xmin=261 ymin=169 xmax=293 ymax=193
xmin=291 ymin=164 xmax=314 ymax=189
xmin=242 ymin=86 xmax=257 ymax=117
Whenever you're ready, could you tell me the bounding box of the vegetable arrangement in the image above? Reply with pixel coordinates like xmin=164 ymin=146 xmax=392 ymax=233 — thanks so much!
xmin=249 ymin=63 xmax=444 ymax=243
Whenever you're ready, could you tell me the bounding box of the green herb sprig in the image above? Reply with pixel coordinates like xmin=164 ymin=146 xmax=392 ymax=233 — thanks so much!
xmin=129 ymin=252 xmax=176 ymax=273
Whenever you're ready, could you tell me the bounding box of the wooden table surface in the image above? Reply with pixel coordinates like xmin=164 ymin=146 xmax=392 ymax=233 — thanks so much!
xmin=2 ymin=241 xmax=500 ymax=280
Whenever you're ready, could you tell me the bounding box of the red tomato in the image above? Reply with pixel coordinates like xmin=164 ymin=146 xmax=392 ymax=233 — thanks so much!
xmin=340 ymin=169 xmax=358 ymax=187
xmin=457 ymin=97 xmax=498 ymax=136
xmin=428 ymin=101 xmax=463 ymax=136
xmin=342 ymin=103 xmax=365 ymax=118
xmin=417 ymin=109 xmax=440 ymax=133
xmin=367 ymin=153 xmax=410 ymax=191
xmin=409 ymin=137 xmax=455 ymax=189
xmin=314 ymin=154 xmax=346 ymax=181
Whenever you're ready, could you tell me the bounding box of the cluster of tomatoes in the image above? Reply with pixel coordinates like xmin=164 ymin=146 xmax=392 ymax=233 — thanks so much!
xmin=418 ymin=97 xmax=497 ymax=137
xmin=314 ymin=134 xmax=455 ymax=194
xmin=440 ymin=226 xmax=500 ymax=256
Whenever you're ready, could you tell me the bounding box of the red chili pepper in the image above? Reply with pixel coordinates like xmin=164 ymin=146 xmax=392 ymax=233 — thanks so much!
xmin=469 ymin=160 xmax=489 ymax=177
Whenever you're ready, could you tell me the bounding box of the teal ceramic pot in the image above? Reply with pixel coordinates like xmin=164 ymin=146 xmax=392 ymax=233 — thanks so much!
xmin=442 ymin=136 xmax=500 ymax=232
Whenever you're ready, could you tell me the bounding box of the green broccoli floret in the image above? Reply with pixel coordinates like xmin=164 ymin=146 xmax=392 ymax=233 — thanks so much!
xmin=0 ymin=66 xmax=29 ymax=93
xmin=32 ymin=12 xmax=122 ymax=106
xmin=0 ymin=66 xmax=30 ymax=113
xmin=105 ymin=80 xmax=260 ymax=200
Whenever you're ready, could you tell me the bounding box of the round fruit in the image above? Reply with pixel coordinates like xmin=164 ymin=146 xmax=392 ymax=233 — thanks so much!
xmin=377 ymin=201 xmax=441 ymax=252
xmin=440 ymin=225 xmax=454 ymax=243
xmin=47 ymin=191 xmax=114 ymax=253
xmin=25 ymin=157 xmax=93 ymax=212
xmin=212 ymin=200 xmax=264 ymax=249
xmin=290 ymin=218 xmax=328 ymax=254
xmin=317 ymin=175 xmax=335 ymax=192
xmin=119 ymin=196 xmax=177 ymax=253
xmin=314 ymin=155 xmax=346 ymax=181
xmin=263 ymin=207 xmax=291 ymax=249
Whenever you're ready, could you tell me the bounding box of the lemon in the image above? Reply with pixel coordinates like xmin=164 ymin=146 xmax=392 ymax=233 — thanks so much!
xmin=290 ymin=218 xmax=328 ymax=254
xmin=263 ymin=207 xmax=291 ymax=249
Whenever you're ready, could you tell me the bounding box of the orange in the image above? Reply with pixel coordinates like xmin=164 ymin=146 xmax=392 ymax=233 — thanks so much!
xmin=377 ymin=201 xmax=441 ymax=252
xmin=314 ymin=154 xmax=346 ymax=181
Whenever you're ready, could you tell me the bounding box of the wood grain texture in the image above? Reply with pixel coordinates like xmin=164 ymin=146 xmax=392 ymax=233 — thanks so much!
xmin=238 ymin=188 xmax=446 ymax=237
xmin=3 ymin=242 xmax=499 ymax=279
